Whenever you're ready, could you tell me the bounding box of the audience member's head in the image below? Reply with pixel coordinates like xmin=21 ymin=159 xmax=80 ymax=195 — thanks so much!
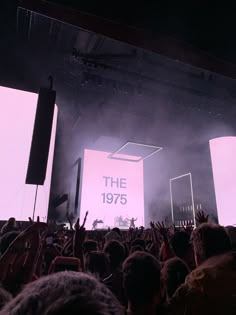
xmin=104 ymin=240 xmax=125 ymax=270
xmin=131 ymin=239 xmax=145 ymax=251
xmin=191 ymin=223 xmax=232 ymax=266
xmin=122 ymin=251 xmax=161 ymax=314
xmin=170 ymin=231 xmax=190 ymax=259
xmin=85 ymin=251 xmax=110 ymax=279
xmin=7 ymin=218 xmax=16 ymax=227
xmin=130 ymin=245 xmax=144 ymax=254
xmin=0 ymin=272 xmax=124 ymax=315
xmin=83 ymin=240 xmax=98 ymax=255
xmin=161 ymin=257 xmax=189 ymax=300
xmin=105 ymin=231 xmax=121 ymax=242
xmin=0 ymin=231 xmax=20 ymax=255
xmin=1 ymin=218 xmax=18 ymax=236
xmin=112 ymin=228 xmax=121 ymax=236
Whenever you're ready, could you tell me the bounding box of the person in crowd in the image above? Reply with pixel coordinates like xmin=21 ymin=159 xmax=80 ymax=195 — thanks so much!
xmin=0 ymin=231 xmax=20 ymax=255
xmin=225 ymin=225 xmax=236 ymax=250
xmin=1 ymin=218 xmax=18 ymax=236
xmin=112 ymin=227 xmax=122 ymax=237
xmin=130 ymin=245 xmax=144 ymax=254
xmin=104 ymin=230 xmax=121 ymax=242
xmin=122 ymin=242 xmax=130 ymax=259
xmin=170 ymin=231 xmax=195 ymax=269
xmin=161 ymin=257 xmax=189 ymax=301
xmin=2 ymin=211 xmax=236 ymax=315
xmin=191 ymin=222 xmax=232 ymax=266
xmin=103 ymin=240 xmax=125 ymax=271
xmin=0 ymin=271 xmax=124 ymax=315
xmin=103 ymin=240 xmax=126 ymax=304
xmin=85 ymin=251 xmax=110 ymax=280
xmin=130 ymin=239 xmax=145 ymax=251
xmin=122 ymin=251 xmax=161 ymax=315
xmin=170 ymin=223 xmax=236 ymax=315
xmin=83 ymin=240 xmax=98 ymax=255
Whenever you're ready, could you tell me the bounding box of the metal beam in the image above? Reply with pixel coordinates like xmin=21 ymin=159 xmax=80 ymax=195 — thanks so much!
xmin=18 ymin=0 xmax=236 ymax=79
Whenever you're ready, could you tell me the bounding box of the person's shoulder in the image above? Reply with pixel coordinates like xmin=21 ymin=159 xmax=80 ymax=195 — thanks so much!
xmin=168 ymin=283 xmax=196 ymax=312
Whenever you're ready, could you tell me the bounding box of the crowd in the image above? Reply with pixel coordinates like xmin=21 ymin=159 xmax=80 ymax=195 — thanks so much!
xmin=0 ymin=210 xmax=235 ymax=314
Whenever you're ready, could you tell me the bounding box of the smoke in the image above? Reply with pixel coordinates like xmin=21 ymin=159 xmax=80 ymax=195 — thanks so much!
xmin=6 ymin=9 xmax=236 ymax=225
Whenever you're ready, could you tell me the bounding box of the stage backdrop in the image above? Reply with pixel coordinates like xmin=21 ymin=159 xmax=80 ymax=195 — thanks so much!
xmin=80 ymin=149 xmax=144 ymax=229
xmin=0 ymin=86 xmax=57 ymax=221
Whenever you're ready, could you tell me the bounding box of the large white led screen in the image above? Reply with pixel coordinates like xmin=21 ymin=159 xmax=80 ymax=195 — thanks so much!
xmin=80 ymin=149 xmax=144 ymax=229
xmin=210 ymin=137 xmax=236 ymax=226
xmin=0 ymin=86 xmax=57 ymax=221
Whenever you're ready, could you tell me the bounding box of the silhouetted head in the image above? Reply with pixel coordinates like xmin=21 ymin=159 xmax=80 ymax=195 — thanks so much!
xmin=112 ymin=228 xmax=121 ymax=236
xmin=122 ymin=251 xmax=161 ymax=309
xmin=131 ymin=239 xmax=145 ymax=251
xmin=170 ymin=231 xmax=190 ymax=259
xmin=161 ymin=257 xmax=189 ymax=300
xmin=191 ymin=223 xmax=232 ymax=266
xmin=0 ymin=272 xmax=124 ymax=315
xmin=104 ymin=240 xmax=125 ymax=270
xmin=85 ymin=251 xmax=110 ymax=279
xmin=7 ymin=218 xmax=16 ymax=227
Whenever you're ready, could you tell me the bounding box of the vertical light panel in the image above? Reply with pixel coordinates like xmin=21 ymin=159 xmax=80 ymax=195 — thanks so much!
xmin=80 ymin=149 xmax=144 ymax=229
xmin=210 ymin=137 xmax=236 ymax=226
xmin=170 ymin=173 xmax=196 ymax=226
xmin=0 ymin=86 xmax=57 ymax=221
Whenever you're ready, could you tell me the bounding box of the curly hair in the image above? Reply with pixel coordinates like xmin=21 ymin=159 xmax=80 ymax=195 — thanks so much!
xmin=0 ymin=272 xmax=124 ymax=315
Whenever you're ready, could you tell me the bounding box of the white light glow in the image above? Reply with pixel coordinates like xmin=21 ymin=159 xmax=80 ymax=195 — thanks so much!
xmin=210 ymin=137 xmax=236 ymax=226
xmin=80 ymin=149 xmax=144 ymax=229
xmin=0 ymin=86 xmax=57 ymax=221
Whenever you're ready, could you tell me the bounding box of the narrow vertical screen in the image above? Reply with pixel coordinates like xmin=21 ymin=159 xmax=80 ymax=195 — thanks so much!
xmin=0 ymin=86 xmax=57 ymax=221
xmin=170 ymin=173 xmax=195 ymax=226
xmin=210 ymin=137 xmax=236 ymax=226
xmin=80 ymin=149 xmax=144 ymax=229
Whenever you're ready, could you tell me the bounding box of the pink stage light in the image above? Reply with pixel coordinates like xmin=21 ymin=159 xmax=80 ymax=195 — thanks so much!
xmin=210 ymin=137 xmax=236 ymax=226
xmin=0 ymin=86 xmax=57 ymax=221
xmin=80 ymin=149 xmax=144 ymax=229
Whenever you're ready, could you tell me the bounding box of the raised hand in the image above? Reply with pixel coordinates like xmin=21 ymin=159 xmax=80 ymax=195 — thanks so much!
xmin=155 ymin=221 xmax=169 ymax=239
xmin=73 ymin=212 xmax=88 ymax=269
xmin=150 ymin=221 xmax=155 ymax=229
xmin=195 ymin=211 xmax=209 ymax=225
xmin=182 ymin=220 xmax=194 ymax=234
xmin=66 ymin=210 xmax=74 ymax=231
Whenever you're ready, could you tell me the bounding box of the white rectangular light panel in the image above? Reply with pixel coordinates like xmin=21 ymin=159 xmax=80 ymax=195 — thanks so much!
xmin=80 ymin=149 xmax=144 ymax=229
xmin=210 ymin=137 xmax=236 ymax=226
xmin=0 ymin=86 xmax=57 ymax=221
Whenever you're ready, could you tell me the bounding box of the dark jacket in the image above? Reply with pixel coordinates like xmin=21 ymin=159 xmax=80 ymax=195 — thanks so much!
xmin=169 ymin=252 xmax=236 ymax=315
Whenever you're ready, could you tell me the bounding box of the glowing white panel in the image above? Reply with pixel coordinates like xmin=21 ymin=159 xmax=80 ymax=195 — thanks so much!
xmin=210 ymin=137 xmax=236 ymax=226
xmin=0 ymin=86 xmax=57 ymax=221
xmin=80 ymin=149 xmax=144 ymax=229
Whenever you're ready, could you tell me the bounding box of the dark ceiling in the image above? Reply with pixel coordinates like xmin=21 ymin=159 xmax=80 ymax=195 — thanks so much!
xmin=2 ymin=1 xmax=236 ymax=63
xmin=45 ymin=0 xmax=236 ymax=63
